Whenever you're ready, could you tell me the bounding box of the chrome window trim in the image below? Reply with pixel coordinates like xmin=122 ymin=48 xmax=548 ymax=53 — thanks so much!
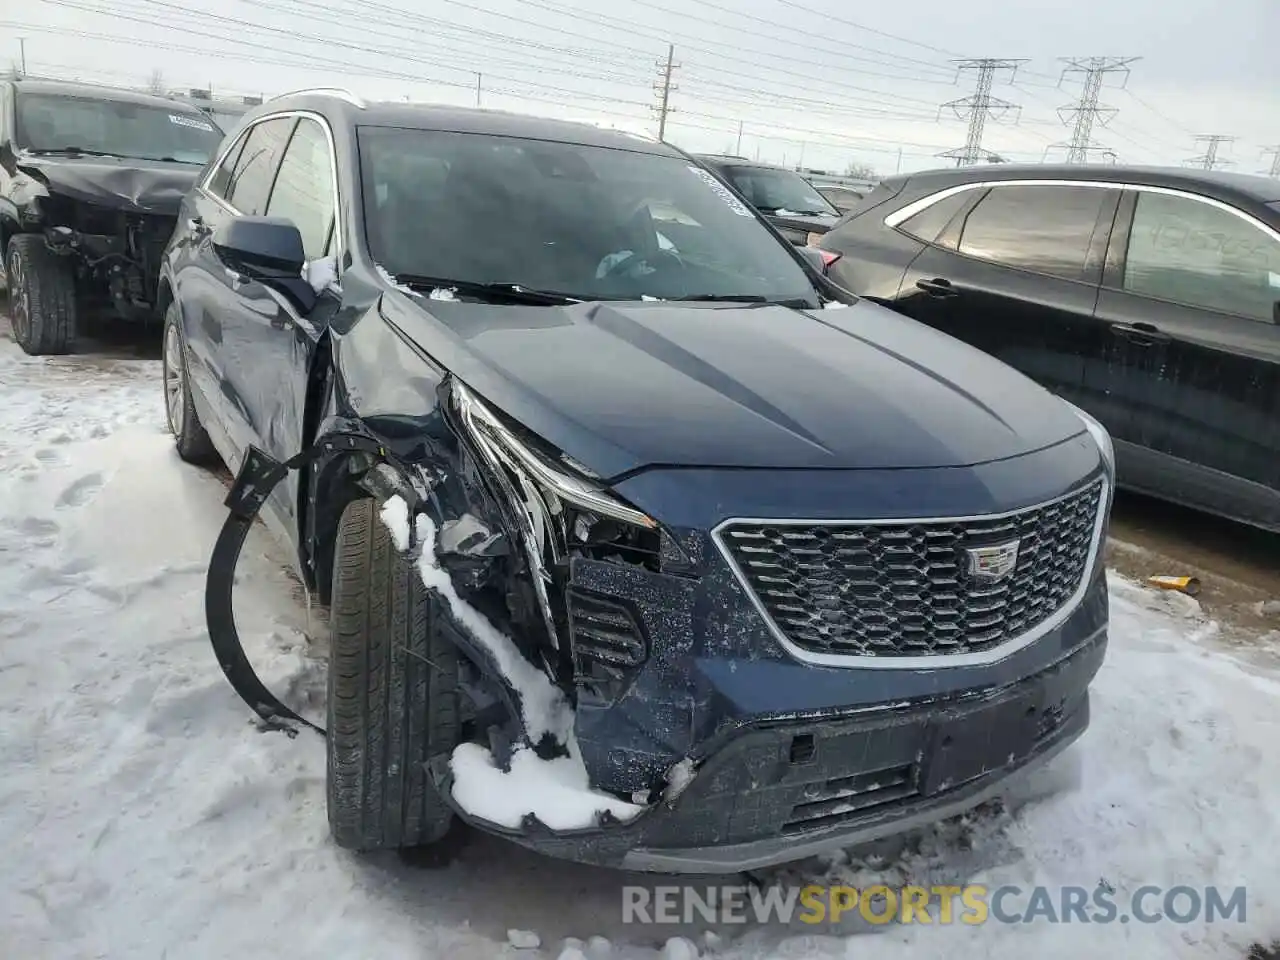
xmin=883 ymin=177 xmax=1280 ymax=249
xmin=711 ymin=476 xmax=1111 ymax=670
xmin=196 ymin=109 xmax=344 ymax=270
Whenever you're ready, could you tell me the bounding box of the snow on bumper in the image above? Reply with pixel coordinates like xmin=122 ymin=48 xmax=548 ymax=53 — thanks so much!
xmin=428 ymin=629 xmax=1106 ymax=873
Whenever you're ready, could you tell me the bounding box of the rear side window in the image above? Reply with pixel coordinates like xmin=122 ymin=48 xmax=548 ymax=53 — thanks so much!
xmin=1123 ymin=191 xmax=1280 ymax=323
xmin=225 ymin=116 xmax=295 ymax=217
xmin=897 ymin=190 xmax=971 ymax=244
xmin=956 ymin=185 xmax=1106 ymax=280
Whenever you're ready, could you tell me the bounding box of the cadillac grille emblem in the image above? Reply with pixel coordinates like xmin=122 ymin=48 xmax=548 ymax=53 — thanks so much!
xmin=965 ymin=540 xmax=1020 ymax=581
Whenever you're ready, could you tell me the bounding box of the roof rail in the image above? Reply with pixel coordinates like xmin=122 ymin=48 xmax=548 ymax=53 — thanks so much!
xmin=267 ymin=87 xmax=366 ymax=108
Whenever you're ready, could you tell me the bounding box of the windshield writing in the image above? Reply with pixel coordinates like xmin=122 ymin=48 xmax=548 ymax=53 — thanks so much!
xmin=16 ymin=93 xmax=223 ymax=164
xmin=721 ymin=166 xmax=838 ymax=216
xmin=358 ymin=127 xmax=819 ymax=304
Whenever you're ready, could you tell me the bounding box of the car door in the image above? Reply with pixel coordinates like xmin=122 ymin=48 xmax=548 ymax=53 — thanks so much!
xmin=173 ymin=114 xmax=295 ymax=454
xmin=892 ymin=183 xmax=1118 ymax=414
xmin=1094 ymin=186 xmax=1280 ymax=528
xmin=209 ymin=113 xmax=341 ymax=542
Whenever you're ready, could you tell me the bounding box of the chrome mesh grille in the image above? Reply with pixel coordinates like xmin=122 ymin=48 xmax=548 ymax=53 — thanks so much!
xmin=718 ymin=480 xmax=1104 ymax=659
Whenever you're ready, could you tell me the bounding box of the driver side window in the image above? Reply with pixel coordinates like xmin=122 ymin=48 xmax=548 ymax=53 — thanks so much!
xmin=265 ymin=118 xmax=337 ymax=262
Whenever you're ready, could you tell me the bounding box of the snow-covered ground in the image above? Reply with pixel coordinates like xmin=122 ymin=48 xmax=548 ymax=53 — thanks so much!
xmin=0 ymin=329 xmax=1276 ymax=960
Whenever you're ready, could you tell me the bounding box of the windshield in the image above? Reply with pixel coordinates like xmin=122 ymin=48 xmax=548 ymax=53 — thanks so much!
xmin=717 ymin=165 xmax=840 ymax=217
xmin=357 ymin=126 xmax=820 ymax=304
xmin=15 ymin=93 xmax=223 ymax=164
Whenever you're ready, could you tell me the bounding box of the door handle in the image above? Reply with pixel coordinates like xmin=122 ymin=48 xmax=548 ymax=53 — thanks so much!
xmin=916 ymin=277 xmax=958 ymax=298
xmin=1109 ymin=321 xmax=1170 ymax=346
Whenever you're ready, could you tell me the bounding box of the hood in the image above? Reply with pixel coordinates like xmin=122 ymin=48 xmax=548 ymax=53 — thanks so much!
xmin=381 ymin=296 xmax=1085 ymax=481
xmin=18 ymin=154 xmax=202 ymax=215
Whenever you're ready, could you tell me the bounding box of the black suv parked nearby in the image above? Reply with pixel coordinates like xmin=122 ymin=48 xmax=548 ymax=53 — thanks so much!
xmin=817 ymin=164 xmax=1280 ymax=533
xmin=695 ymin=154 xmax=842 ymax=245
xmin=0 ymin=78 xmax=224 ymax=354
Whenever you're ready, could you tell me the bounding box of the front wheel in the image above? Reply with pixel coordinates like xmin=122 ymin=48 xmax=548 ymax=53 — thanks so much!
xmin=7 ymin=233 xmax=77 ymax=355
xmin=326 ymin=497 xmax=461 ymax=851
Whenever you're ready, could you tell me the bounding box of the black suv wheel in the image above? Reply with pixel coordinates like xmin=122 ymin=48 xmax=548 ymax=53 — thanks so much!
xmin=327 ymin=498 xmax=461 ymax=850
xmin=6 ymin=233 xmax=77 ymax=355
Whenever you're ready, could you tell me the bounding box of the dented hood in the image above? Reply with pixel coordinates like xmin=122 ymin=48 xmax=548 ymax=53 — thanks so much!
xmin=18 ymin=154 xmax=201 ymax=215
xmin=384 ymin=296 xmax=1085 ymax=480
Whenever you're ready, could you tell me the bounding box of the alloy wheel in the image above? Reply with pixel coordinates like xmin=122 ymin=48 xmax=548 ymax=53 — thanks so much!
xmin=8 ymin=250 xmax=28 ymax=343
xmin=163 ymin=320 xmax=186 ymax=437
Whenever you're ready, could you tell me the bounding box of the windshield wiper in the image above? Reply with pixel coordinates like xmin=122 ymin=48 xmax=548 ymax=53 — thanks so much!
xmin=667 ymin=293 xmax=767 ymax=302
xmin=28 ymin=146 xmax=132 ymax=159
xmin=664 ymin=294 xmax=815 ymax=309
xmin=392 ymin=275 xmax=586 ymax=305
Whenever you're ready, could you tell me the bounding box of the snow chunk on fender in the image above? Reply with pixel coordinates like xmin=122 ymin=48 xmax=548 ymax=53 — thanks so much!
xmin=378 ymin=498 xmax=646 ymax=830
xmin=413 ymin=512 xmax=571 ymax=744
xmin=379 ymin=495 xmax=413 ymax=552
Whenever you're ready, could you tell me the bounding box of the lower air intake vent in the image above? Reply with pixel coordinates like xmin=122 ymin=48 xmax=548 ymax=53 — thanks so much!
xmin=783 ymin=764 xmax=918 ymax=832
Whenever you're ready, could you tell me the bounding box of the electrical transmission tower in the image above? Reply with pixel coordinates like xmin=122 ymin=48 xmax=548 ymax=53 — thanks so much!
xmin=937 ymin=59 xmax=1026 ymax=166
xmin=1262 ymin=146 xmax=1280 ymax=178
xmin=1186 ymin=135 xmax=1235 ymax=169
xmin=651 ymin=44 xmax=679 ymax=142
xmin=1050 ymin=56 xmax=1140 ymax=163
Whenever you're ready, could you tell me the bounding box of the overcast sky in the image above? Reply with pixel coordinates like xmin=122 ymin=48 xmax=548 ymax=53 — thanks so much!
xmin=6 ymin=0 xmax=1278 ymax=175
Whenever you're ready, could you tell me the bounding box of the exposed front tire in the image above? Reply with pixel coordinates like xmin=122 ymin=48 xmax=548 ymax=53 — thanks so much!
xmin=6 ymin=233 xmax=77 ymax=355
xmin=162 ymin=301 xmax=217 ymax=464
xmin=327 ymin=497 xmax=461 ymax=851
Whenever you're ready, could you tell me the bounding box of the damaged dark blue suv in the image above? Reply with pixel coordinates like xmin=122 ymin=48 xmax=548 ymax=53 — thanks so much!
xmin=163 ymin=89 xmax=1115 ymax=873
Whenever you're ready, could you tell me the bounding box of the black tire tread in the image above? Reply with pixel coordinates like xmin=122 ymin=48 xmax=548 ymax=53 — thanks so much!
xmin=327 ymin=498 xmax=460 ymax=850
xmin=8 ymin=233 xmax=77 ymax=356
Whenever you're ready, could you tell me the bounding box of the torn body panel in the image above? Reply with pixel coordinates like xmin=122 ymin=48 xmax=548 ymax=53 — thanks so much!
xmin=4 ymin=154 xmax=198 ymax=320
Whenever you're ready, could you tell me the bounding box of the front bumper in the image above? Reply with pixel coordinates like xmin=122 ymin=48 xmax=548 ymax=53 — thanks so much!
xmin=433 ymin=624 xmax=1104 ymax=873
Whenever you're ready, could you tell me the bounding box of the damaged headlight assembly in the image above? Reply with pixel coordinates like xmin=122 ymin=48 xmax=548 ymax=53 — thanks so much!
xmin=447 ymin=378 xmax=695 ymax=704
xmin=447 ymin=377 xmax=690 ymax=639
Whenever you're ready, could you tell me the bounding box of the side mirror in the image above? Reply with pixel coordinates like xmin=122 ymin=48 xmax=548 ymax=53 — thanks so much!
xmin=212 ymin=216 xmax=316 ymax=313
xmin=0 ymin=141 xmax=16 ymax=175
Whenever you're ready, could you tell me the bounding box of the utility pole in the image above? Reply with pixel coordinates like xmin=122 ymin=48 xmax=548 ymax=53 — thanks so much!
xmin=895 ymin=146 xmax=902 ymax=174
xmin=18 ymin=37 xmax=26 ymax=76
xmin=735 ymin=119 xmax=743 ymax=155
xmin=1051 ymin=56 xmax=1140 ymax=163
xmin=1262 ymin=146 xmax=1280 ymax=178
xmin=475 ymin=72 xmax=481 ymax=108
xmin=937 ymin=59 xmax=1026 ymax=167
xmin=1186 ymin=135 xmax=1235 ymax=169
xmin=651 ymin=43 xmax=679 ymax=142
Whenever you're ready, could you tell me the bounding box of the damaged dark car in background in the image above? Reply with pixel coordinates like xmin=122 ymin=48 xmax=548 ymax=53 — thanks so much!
xmin=0 ymin=78 xmax=223 ymax=355
xmin=167 ymin=91 xmax=1116 ymax=873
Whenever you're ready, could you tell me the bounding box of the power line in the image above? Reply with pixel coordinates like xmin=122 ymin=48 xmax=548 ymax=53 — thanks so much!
xmin=1049 ymin=56 xmax=1140 ymax=163
xmin=652 ymin=43 xmax=679 ymax=141
xmin=937 ymin=59 xmax=1026 ymax=166
xmin=1186 ymin=135 xmax=1235 ymax=170
xmin=498 ymin=0 xmax=953 ymax=109
xmin=635 ymin=0 xmax=959 ymax=78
